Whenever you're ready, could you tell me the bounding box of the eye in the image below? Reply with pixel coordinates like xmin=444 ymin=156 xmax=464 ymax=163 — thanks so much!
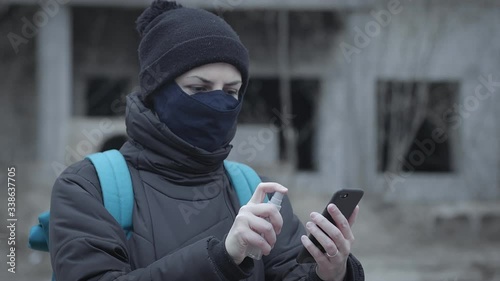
xmin=188 ymin=85 xmax=209 ymax=93
xmin=225 ymin=88 xmax=239 ymax=99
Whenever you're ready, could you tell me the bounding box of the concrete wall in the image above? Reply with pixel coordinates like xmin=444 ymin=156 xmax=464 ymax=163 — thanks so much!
xmin=317 ymin=0 xmax=500 ymax=201
xmin=8 ymin=0 xmax=379 ymax=9
xmin=57 ymin=1 xmax=500 ymax=201
xmin=1 ymin=6 xmax=54 ymax=281
xmin=3 ymin=0 xmax=499 ymax=203
xmin=0 ymin=6 xmax=37 ymax=166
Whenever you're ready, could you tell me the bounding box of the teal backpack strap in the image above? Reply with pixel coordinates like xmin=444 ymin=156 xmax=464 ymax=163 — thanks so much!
xmin=86 ymin=149 xmax=134 ymax=238
xmin=28 ymin=150 xmax=133 ymax=281
xmin=223 ymin=161 xmax=266 ymax=207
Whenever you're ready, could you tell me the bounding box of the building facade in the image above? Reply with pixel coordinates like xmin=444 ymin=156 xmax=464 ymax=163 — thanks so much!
xmin=3 ymin=0 xmax=499 ymax=201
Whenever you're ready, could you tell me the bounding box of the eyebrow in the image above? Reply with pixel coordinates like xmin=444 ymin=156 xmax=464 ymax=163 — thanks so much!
xmin=186 ymin=75 xmax=242 ymax=86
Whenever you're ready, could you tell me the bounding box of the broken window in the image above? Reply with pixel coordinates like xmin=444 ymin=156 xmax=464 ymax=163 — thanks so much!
xmin=225 ymin=9 xmax=329 ymax=171
xmin=73 ymin=6 xmax=140 ymax=117
xmin=240 ymin=78 xmax=319 ymax=171
xmin=291 ymin=79 xmax=320 ymax=171
xmin=85 ymin=76 xmax=128 ymax=116
xmin=240 ymin=78 xmax=281 ymax=124
xmin=377 ymin=80 xmax=458 ymax=173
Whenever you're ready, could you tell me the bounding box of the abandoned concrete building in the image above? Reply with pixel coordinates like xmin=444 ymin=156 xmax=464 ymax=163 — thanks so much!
xmin=1 ymin=0 xmax=499 ymax=280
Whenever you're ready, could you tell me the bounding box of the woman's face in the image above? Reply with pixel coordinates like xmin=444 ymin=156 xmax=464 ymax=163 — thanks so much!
xmin=175 ymin=63 xmax=242 ymax=100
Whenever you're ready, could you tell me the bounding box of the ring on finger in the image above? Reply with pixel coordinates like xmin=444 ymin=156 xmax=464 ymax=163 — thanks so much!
xmin=326 ymin=248 xmax=339 ymax=258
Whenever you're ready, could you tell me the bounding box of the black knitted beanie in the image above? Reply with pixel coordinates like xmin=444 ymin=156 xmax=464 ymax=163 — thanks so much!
xmin=136 ymin=0 xmax=250 ymax=101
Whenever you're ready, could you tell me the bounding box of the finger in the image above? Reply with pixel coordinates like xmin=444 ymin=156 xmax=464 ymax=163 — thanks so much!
xmin=242 ymin=229 xmax=273 ymax=255
xmin=348 ymin=205 xmax=360 ymax=227
xmin=300 ymin=235 xmax=329 ymax=264
xmin=248 ymin=182 xmax=288 ymax=205
xmin=247 ymin=216 xmax=277 ymax=247
xmin=305 ymin=221 xmax=342 ymax=257
xmin=310 ymin=210 xmax=350 ymax=253
xmin=327 ymin=204 xmax=354 ymax=241
xmin=240 ymin=203 xmax=284 ymax=235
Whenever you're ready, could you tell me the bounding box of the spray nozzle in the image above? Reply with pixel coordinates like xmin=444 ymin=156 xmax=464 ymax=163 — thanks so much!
xmin=270 ymin=192 xmax=284 ymax=207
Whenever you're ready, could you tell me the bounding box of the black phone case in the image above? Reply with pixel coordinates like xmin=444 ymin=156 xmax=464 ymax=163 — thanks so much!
xmin=296 ymin=189 xmax=364 ymax=263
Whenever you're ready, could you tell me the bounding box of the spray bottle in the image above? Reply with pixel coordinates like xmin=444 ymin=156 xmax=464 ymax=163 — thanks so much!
xmin=246 ymin=192 xmax=285 ymax=260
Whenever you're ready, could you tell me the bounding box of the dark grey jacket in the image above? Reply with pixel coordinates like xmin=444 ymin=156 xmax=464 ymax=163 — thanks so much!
xmin=49 ymin=92 xmax=364 ymax=281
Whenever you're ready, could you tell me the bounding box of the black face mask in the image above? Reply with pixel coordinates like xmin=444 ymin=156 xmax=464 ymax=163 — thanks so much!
xmin=152 ymin=82 xmax=242 ymax=152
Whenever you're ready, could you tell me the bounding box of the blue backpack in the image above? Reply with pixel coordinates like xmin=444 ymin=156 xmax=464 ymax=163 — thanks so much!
xmin=28 ymin=149 xmax=264 ymax=257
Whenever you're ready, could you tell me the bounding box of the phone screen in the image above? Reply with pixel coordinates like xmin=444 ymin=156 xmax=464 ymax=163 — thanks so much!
xmin=296 ymin=189 xmax=364 ymax=263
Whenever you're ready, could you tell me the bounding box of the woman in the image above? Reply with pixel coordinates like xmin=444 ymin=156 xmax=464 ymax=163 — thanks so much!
xmin=49 ymin=1 xmax=364 ymax=280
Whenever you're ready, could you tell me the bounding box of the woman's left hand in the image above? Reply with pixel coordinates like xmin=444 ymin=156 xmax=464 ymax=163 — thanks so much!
xmin=300 ymin=204 xmax=360 ymax=281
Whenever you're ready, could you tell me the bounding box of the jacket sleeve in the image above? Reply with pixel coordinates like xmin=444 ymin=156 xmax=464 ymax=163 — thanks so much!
xmin=262 ymin=194 xmax=364 ymax=281
xmin=49 ymin=160 xmax=250 ymax=281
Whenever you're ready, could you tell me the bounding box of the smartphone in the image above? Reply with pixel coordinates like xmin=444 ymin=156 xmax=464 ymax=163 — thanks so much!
xmin=296 ymin=189 xmax=364 ymax=263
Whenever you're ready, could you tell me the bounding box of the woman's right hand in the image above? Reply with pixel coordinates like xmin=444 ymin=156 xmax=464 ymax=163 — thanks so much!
xmin=225 ymin=182 xmax=288 ymax=265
